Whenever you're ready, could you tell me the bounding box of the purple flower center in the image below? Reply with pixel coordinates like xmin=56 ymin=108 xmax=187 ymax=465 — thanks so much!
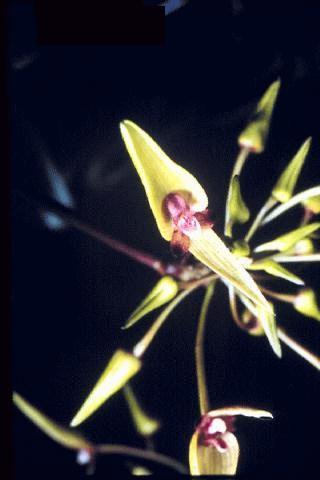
xmin=196 ymin=414 xmax=236 ymax=452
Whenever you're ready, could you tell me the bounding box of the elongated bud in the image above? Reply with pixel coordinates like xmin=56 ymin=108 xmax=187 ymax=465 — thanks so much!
xmin=123 ymin=276 xmax=178 ymax=329
xmin=248 ymin=259 xmax=304 ymax=286
xmin=70 ymin=350 xmax=142 ymax=427
xmin=238 ymin=80 xmax=280 ymax=153
xmin=13 ymin=393 xmax=92 ymax=451
xmin=225 ymin=176 xmax=250 ymax=237
xmin=123 ymin=385 xmax=160 ymax=437
xmin=294 ymin=288 xmax=320 ymax=321
xmin=272 ymin=138 xmax=311 ymax=203
xmin=255 ymin=223 xmax=320 ymax=253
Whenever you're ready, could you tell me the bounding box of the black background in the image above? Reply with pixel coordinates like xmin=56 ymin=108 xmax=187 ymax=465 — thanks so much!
xmin=8 ymin=0 xmax=320 ymax=477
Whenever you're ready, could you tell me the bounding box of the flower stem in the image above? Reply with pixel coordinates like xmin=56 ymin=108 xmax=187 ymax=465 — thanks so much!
xmin=95 ymin=443 xmax=187 ymax=473
xmin=244 ymin=196 xmax=277 ymax=242
xmin=195 ymin=282 xmax=216 ymax=415
xmin=224 ymin=146 xmax=250 ymax=235
xmin=277 ymin=327 xmax=320 ymax=370
xmin=259 ymin=286 xmax=295 ymax=303
xmin=71 ymin=219 xmax=166 ymax=275
xmin=228 ymin=286 xmax=247 ymax=331
xmin=133 ymin=287 xmax=197 ymax=358
xmin=273 ymin=254 xmax=320 ymax=263
xmin=261 ymin=185 xmax=320 ymax=225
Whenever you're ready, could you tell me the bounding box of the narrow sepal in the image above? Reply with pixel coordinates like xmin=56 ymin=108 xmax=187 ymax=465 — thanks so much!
xmin=70 ymin=350 xmax=142 ymax=427
xmin=123 ymin=276 xmax=178 ymax=329
xmin=13 ymin=393 xmax=92 ymax=450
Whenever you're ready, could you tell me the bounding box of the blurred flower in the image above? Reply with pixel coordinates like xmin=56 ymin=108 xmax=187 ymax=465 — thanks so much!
xmin=189 ymin=407 xmax=272 ymax=475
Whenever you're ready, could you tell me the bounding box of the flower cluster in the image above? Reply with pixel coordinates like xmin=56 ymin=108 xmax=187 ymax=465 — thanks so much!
xmin=14 ymin=80 xmax=320 ymax=475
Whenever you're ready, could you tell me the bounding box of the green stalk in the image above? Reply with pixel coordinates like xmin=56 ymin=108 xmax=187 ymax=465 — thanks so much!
xmin=244 ymin=196 xmax=277 ymax=242
xmin=195 ymin=282 xmax=216 ymax=414
xmin=133 ymin=287 xmax=196 ymax=358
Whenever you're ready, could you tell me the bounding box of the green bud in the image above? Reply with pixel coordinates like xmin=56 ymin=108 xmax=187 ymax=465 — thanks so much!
xmin=123 ymin=276 xmax=179 ymax=329
xmin=238 ymin=80 xmax=280 ymax=153
xmin=254 ymin=223 xmax=320 ymax=253
xmin=225 ymin=176 xmax=250 ymax=237
xmin=272 ymin=138 xmax=311 ymax=203
xmin=303 ymin=195 xmax=320 ymax=214
xmin=294 ymin=288 xmax=320 ymax=321
xmin=70 ymin=350 xmax=142 ymax=427
xmin=248 ymin=260 xmax=304 ymax=285
xmin=123 ymin=385 xmax=160 ymax=438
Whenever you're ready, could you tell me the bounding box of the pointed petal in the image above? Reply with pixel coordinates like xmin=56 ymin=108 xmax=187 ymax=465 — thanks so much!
xmin=272 ymin=138 xmax=311 ymax=203
xmin=189 ymin=430 xmax=239 ymax=475
xmin=207 ymin=407 xmax=273 ymax=419
xmin=123 ymin=385 xmax=160 ymax=437
xmin=237 ymin=294 xmax=281 ymax=357
xmin=120 ymin=120 xmax=208 ymax=241
xmin=255 ymin=223 xmax=320 ymax=253
xmin=123 ymin=276 xmax=178 ymax=329
xmin=248 ymin=260 xmax=305 ymax=285
xmin=189 ymin=229 xmax=272 ymax=312
xmin=238 ymin=80 xmax=281 ymax=153
xmin=70 ymin=350 xmax=141 ymax=427
xmin=13 ymin=392 xmax=91 ymax=450
xmin=256 ymin=303 xmax=282 ymax=357
xmin=225 ymin=175 xmax=250 ymax=236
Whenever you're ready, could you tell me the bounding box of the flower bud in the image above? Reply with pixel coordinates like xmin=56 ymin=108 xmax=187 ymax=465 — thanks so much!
xmin=123 ymin=385 xmax=160 ymax=437
xmin=294 ymin=288 xmax=320 ymax=321
xmin=70 ymin=350 xmax=142 ymax=427
xmin=123 ymin=276 xmax=178 ymax=329
xmin=272 ymin=138 xmax=311 ymax=203
xmin=238 ymin=80 xmax=280 ymax=153
xmin=303 ymin=195 xmax=320 ymax=214
xmin=255 ymin=222 xmax=320 ymax=253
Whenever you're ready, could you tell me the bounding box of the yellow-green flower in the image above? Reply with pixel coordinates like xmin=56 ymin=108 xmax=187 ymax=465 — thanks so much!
xmin=189 ymin=406 xmax=272 ymax=475
xmin=120 ymin=120 xmax=279 ymax=354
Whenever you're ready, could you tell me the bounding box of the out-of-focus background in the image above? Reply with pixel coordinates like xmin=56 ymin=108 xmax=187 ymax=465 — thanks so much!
xmin=10 ymin=1 xmax=320 ymax=477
